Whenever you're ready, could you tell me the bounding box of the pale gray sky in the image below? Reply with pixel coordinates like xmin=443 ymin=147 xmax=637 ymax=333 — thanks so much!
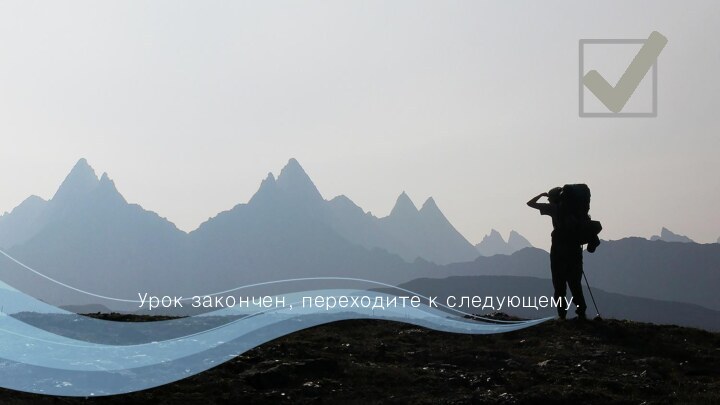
xmin=1 ymin=1 xmax=718 ymax=249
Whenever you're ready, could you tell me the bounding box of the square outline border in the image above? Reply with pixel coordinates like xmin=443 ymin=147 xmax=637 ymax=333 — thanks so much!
xmin=579 ymin=38 xmax=658 ymax=118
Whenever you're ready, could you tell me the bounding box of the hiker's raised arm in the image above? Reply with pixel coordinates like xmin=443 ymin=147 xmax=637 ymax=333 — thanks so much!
xmin=527 ymin=193 xmax=548 ymax=210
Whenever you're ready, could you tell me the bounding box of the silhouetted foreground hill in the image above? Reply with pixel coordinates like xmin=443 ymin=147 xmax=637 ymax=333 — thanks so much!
xmin=1 ymin=315 xmax=718 ymax=404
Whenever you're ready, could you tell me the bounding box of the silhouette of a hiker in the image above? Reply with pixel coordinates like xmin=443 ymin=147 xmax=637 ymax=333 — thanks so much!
xmin=528 ymin=187 xmax=588 ymax=320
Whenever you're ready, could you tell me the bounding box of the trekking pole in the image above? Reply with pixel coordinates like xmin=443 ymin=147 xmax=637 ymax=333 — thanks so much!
xmin=582 ymin=270 xmax=602 ymax=319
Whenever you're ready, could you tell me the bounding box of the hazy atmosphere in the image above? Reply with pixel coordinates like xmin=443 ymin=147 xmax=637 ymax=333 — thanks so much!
xmin=1 ymin=1 xmax=718 ymax=249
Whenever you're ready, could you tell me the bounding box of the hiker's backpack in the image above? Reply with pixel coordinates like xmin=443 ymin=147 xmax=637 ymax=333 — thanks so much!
xmin=560 ymin=184 xmax=591 ymax=218
xmin=560 ymin=184 xmax=602 ymax=252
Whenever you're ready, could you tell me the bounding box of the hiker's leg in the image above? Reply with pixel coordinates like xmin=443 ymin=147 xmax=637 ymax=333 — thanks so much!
xmin=552 ymin=276 xmax=567 ymax=319
xmin=550 ymin=246 xmax=567 ymax=319
xmin=567 ymin=246 xmax=587 ymax=318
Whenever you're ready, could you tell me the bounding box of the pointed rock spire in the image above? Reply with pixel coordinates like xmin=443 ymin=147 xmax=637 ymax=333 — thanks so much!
xmin=249 ymin=172 xmax=277 ymax=205
xmin=476 ymin=229 xmax=534 ymax=256
xmin=651 ymin=227 xmax=694 ymax=243
xmin=389 ymin=191 xmax=418 ymax=218
xmin=52 ymin=158 xmax=100 ymax=204
xmin=96 ymin=172 xmax=127 ymax=203
xmin=475 ymin=229 xmax=509 ymax=256
xmin=486 ymin=229 xmax=504 ymax=241
xmin=275 ymin=158 xmax=323 ymax=201
xmin=507 ymin=230 xmax=532 ymax=250
xmin=419 ymin=197 xmax=444 ymax=218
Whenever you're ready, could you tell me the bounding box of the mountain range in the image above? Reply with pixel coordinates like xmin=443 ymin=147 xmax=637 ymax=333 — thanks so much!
xmin=0 ymin=159 xmax=477 ymax=266
xmin=0 ymin=158 xmax=477 ymax=307
xmin=1 ymin=158 xmax=719 ymax=332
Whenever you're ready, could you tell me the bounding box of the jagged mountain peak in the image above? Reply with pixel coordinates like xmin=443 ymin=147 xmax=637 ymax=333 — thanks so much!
xmin=49 ymin=159 xmax=134 ymax=211
xmin=94 ymin=172 xmax=127 ymax=204
xmin=419 ymin=197 xmax=452 ymax=225
xmin=376 ymin=191 xmax=477 ymax=264
xmin=244 ymin=173 xmax=277 ymax=207
xmin=389 ymin=192 xmax=418 ymax=218
xmin=73 ymin=157 xmax=91 ymax=171
xmin=650 ymin=227 xmax=694 ymax=243
xmin=421 ymin=196 xmax=437 ymax=208
xmin=261 ymin=172 xmax=277 ymax=188
xmin=68 ymin=158 xmax=96 ymax=180
xmin=476 ymin=229 xmax=533 ymax=257
xmin=277 ymin=158 xmax=311 ymax=185
xmin=475 ymin=230 xmax=507 ymax=257
xmin=51 ymin=158 xmax=100 ymax=204
xmin=419 ymin=197 xmax=442 ymax=216
xmin=508 ymin=230 xmax=533 ymax=250
xmin=275 ymin=158 xmax=323 ymax=201
xmin=478 ymin=229 xmax=504 ymax=243
xmin=251 ymin=172 xmax=276 ymax=196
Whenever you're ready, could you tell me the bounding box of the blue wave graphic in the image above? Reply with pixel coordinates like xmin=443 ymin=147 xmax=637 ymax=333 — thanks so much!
xmin=0 ymin=250 xmax=551 ymax=396
xmin=0 ymin=281 xmax=550 ymax=396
